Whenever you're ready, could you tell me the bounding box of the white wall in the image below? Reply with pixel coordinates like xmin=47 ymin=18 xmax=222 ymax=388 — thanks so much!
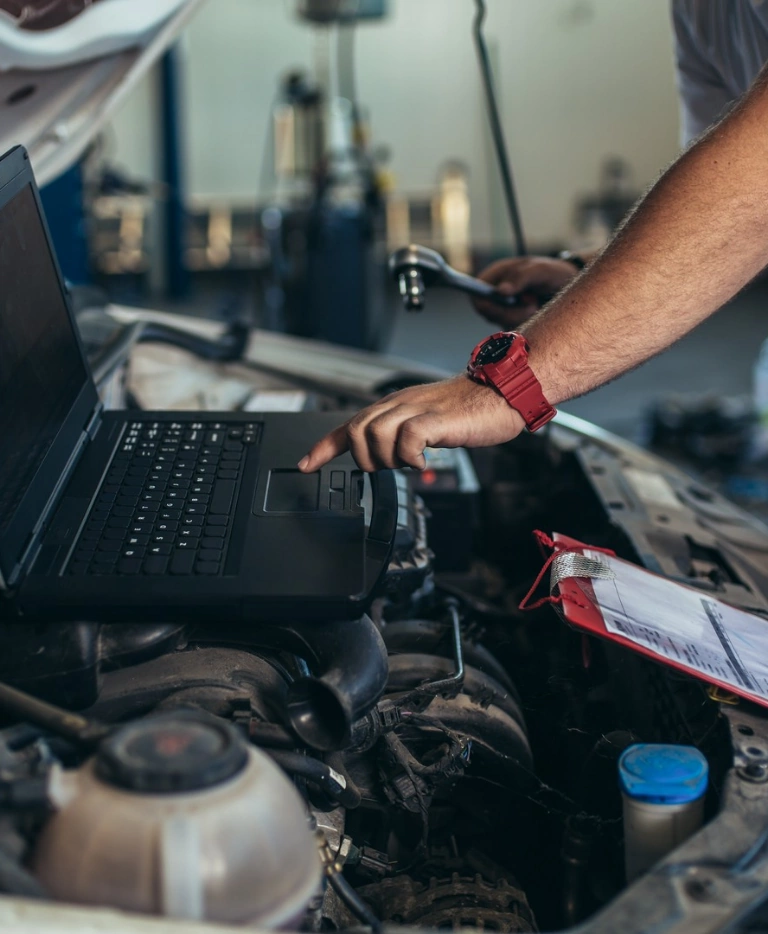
xmin=104 ymin=0 xmax=681 ymax=246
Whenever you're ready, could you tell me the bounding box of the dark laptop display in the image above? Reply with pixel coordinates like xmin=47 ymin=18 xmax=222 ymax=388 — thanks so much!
xmin=0 ymin=184 xmax=88 ymax=540
xmin=0 ymin=146 xmax=398 ymax=622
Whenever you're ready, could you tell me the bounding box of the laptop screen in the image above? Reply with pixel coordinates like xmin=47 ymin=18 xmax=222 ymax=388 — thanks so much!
xmin=0 ymin=184 xmax=89 ymax=538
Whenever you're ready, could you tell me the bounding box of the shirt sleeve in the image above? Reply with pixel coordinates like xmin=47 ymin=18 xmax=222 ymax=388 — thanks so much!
xmin=672 ymin=0 xmax=735 ymax=146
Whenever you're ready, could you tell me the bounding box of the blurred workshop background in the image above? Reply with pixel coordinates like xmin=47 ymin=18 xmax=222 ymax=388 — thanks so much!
xmin=10 ymin=0 xmax=768 ymax=500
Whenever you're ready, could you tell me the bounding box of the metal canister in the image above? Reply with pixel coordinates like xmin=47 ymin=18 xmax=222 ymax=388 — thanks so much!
xmin=619 ymin=743 xmax=709 ymax=882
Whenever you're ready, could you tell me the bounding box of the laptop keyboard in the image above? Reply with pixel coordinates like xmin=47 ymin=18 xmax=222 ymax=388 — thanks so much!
xmin=68 ymin=421 xmax=258 ymax=577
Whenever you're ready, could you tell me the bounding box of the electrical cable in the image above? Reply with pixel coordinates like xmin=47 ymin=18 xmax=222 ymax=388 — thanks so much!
xmin=473 ymin=0 xmax=528 ymax=256
xmin=267 ymin=750 xmax=361 ymax=809
xmin=327 ymin=869 xmax=383 ymax=934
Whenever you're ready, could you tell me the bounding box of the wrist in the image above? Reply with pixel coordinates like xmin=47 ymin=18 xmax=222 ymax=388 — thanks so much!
xmin=466 ymin=331 xmax=556 ymax=431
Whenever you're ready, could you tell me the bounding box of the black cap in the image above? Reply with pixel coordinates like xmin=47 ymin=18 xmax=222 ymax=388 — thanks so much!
xmin=95 ymin=711 xmax=248 ymax=794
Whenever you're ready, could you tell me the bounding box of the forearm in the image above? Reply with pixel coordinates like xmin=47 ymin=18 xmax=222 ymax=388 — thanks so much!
xmin=521 ymin=66 xmax=768 ymax=405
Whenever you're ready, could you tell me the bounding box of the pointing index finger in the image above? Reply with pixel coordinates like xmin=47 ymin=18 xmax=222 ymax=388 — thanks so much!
xmin=298 ymin=422 xmax=350 ymax=472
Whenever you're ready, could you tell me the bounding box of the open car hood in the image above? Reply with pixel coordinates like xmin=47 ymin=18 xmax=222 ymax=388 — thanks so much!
xmin=0 ymin=0 xmax=206 ymax=186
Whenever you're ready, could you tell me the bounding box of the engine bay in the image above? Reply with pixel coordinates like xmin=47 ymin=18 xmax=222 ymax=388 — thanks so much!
xmin=1 ymin=417 xmax=768 ymax=932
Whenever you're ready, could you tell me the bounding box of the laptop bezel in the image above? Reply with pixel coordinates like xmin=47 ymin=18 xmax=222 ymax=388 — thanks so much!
xmin=0 ymin=145 xmax=100 ymax=587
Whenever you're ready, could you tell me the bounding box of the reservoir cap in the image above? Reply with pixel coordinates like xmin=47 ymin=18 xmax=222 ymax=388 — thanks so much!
xmin=619 ymin=744 xmax=709 ymax=805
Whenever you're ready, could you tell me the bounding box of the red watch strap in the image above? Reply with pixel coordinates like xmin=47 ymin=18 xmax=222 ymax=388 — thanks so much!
xmin=486 ymin=360 xmax=556 ymax=431
xmin=467 ymin=332 xmax=556 ymax=432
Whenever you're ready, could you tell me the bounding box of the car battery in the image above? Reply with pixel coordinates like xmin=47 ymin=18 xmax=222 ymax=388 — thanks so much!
xmin=411 ymin=447 xmax=480 ymax=572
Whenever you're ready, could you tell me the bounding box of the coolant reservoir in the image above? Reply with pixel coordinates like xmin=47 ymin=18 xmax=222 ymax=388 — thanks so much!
xmin=31 ymin=711 xmax=321 ymax=927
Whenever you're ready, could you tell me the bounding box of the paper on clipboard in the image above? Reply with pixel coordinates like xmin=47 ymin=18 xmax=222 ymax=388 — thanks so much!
xmin=583 ymin=549 xmax=768 ymax=704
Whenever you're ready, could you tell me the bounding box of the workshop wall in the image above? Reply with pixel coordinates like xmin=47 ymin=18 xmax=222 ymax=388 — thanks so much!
xmin=105 ymin=0 xmax=680 ymax=249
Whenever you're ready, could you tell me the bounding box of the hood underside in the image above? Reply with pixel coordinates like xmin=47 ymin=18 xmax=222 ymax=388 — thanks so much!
xmin=0 ymin=0 xmax=205 ymax=186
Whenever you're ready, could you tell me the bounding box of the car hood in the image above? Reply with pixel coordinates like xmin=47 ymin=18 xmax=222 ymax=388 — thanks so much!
xmin=0 ymin=0 xmax=205 ymax=186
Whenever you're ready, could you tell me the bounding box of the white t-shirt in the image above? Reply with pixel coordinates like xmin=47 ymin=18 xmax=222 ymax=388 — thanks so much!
xmin=673 ymin=0 xmax=768 ymax=144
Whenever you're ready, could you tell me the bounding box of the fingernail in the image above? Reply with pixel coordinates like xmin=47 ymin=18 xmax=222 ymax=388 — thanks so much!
xmin=297 ymin=456 xmax=310 ymax=471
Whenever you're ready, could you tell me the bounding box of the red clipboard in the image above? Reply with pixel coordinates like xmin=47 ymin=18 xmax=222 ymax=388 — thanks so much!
xmin=523 ymin=531 xmax=768 ymax=709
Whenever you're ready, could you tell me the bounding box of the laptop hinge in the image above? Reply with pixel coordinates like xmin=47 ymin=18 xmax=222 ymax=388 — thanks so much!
xmin=9 ymin=403 xmax=104 ymax=586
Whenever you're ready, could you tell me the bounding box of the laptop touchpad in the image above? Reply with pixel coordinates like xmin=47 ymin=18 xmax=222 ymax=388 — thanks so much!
xmin=265 ymin=470 xmax=320 ymax=513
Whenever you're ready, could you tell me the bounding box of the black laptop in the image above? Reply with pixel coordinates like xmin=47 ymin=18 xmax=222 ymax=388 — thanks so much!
xmin=0 ymin=145 xmax=397 ymax=622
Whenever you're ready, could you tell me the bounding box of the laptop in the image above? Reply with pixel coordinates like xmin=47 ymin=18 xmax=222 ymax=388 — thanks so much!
xmin=0 ymin=145 xmax=397 ymax=622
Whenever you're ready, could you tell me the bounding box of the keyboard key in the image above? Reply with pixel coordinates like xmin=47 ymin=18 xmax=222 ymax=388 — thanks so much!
xmin=217 ymin=469 xmax=238 ymax=480
xmin=87 ymin=520 xmax=106 ymax=532
xmin=169 ymin=480 xmax=190 ymax=491
xmin=172 ymin=470 xmax=192 ymax=480
xmin=99 ymin=540 xmax=123 ymax=552
xmin=118 ymin=558 xmax=142 ymax=575
xmin=91 ymin=560 xmax=116 ymax=574
xmin=228 ymin=429 xmax=243 ymax=440
xmin=196 ymin=562 xmax=220 ymax=575
xmin=197 ymin=456 xmax=218 ymax=467
xmin=188 ymin=495 xmax=209 ymax=505
xmin=160 ymin=509 xmax=182 ymax=521
xmin=117 ymin=495 xmax=139 ymax=507
xmin=122 ymin=547 xmax=146 ymax=560
xmin=223 ymin=441 xmax=243 ymax=453
xmin=210 ymin=480 xmax=236 ymax=515
xmin=112 ymin=507 xmax=134 ymax=518
xmin=221 ymin=451 xmax=242 ymax=462
xmin=127 ymin=535 xmax=150 ymax=547
xmin=152 ymin=533 xmax=174 ymax=545
xmin=200 ymin=538 xmax=224 ymax=551
xmin=144 ymin=556 xmax=169 ymax=575
xmin=204 ymin=431 xmax=224 ymax=446
xmin=108 ymin=517 xmax=131 ymax=529
xmin=179 ymin=527 xmax=201 ymax=539
xmin=154 ymin=521 xmax=178 ymax=533
xmin=91 ymin=508 xmax=111 ymax=520
xmin=199 ymin=549 xmax=223 ymax=562
xmin=206 ymin=516 xmax=228 ymax=527
xmin=137 ymin=502 xmax=160 ymax=514
xmin=191 ymin=484 xmax=212 ymax=495
xmin=98 ymin=492 xmax=116 ymax=503
xmin=103 ymin=528 xmax=127 ymax=541
xmin=202 ymin=528 xmax=226 ymax=540
xmin=174 ymin=460 xmax=196 ymax=471
xmin=185 ymin=505 xmax=207 ymax=516
xmin=195 ymin=465 xmax=216 ymax=476
xmin=141 ymin=492 xmax=163 ymax=502
xmin=149 ymin=544 xmax=172 ymax=556
xmin=176 ymin=538 xmax=199 ymax=549
xmin=81 ymin=531 xmax=101 ymax=542
xmin=170 ymin=550 xmax=196 ymax=575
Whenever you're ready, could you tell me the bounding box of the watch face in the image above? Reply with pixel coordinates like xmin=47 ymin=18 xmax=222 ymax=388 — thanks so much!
xmin=475 ymin=334 xmax=514 ymax=366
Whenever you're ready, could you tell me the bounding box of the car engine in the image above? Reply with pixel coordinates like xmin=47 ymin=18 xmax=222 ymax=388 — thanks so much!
xmin=0 ymin=419 xmax=766 ymax=932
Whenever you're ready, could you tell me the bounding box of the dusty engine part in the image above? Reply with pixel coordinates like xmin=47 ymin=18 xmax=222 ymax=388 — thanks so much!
xmin=353 ymin=872 xmax=536 ymax=931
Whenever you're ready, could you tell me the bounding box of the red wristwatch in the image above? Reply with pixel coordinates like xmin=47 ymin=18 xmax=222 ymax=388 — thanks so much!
xmin=467 ymin=331 xmax=556 ymax=432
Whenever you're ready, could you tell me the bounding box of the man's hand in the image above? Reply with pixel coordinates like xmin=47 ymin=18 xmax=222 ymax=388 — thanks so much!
xmin=473 ymin=256 xmax=581 ymax=327
xmin=298 ymin=375 xmax=525 ymax=473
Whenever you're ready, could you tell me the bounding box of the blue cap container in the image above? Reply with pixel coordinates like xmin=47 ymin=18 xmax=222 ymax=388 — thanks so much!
xmin=619 ymin=743 xmax=709 ymax=804
xmin=619 ymin=744 xmax=709 ymax=881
